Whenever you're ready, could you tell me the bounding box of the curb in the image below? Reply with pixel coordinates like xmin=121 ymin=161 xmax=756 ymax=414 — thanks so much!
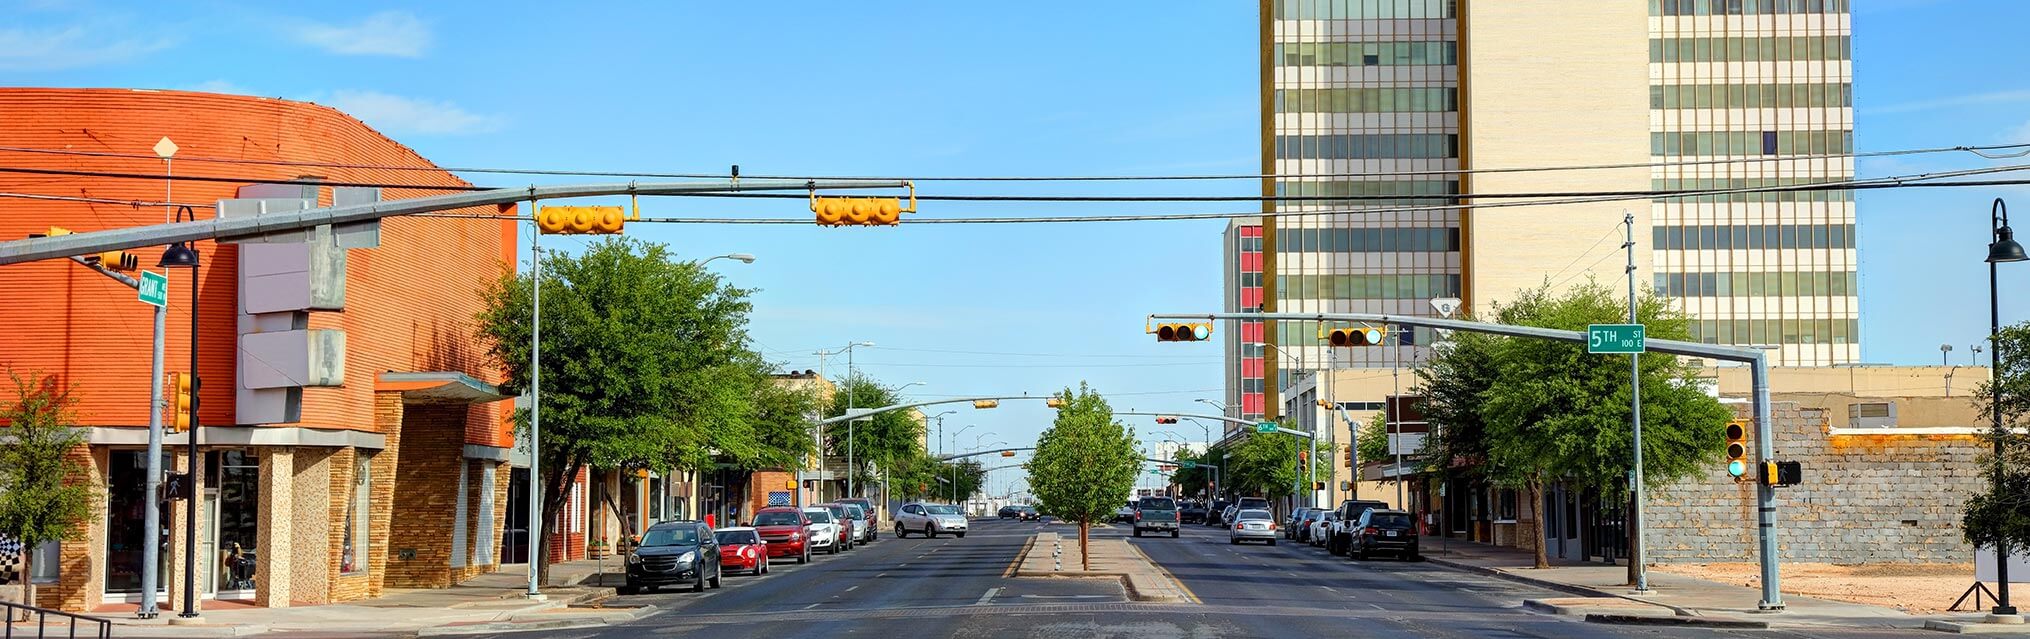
xmin=416 ymin=605 xmax=658 ymax=636
xmin=1422 ymin=556 xmax=1621 ymax=600
xmin=1584 ymin=612 xmax=1768 ymax=629
xmin=1923 ymin=619 xmax=2030 ymax=634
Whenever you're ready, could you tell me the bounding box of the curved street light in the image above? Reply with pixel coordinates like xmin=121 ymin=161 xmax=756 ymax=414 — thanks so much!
xmin=701 ymin=252 xmax=756 ymax=266
xmin=1985 ymin=197 xmax=2027 ymax=615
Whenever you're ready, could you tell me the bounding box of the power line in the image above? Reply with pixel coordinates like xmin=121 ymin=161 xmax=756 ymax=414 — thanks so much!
xmin=0 ymin=192 xmax=216 ymax=208
xmin=864 ymin=346 xmax=1224 ymax=360
xmin=850 ymin=360 xmax=1222 ymax=369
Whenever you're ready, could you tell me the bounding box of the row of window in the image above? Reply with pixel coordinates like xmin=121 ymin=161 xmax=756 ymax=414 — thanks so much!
xmin=1650 ymin=36 xmax=1851 ymax=64
xmin=1651 ymin=82 xmax=1850 ymax=110
xmin=1652 ymin=0 xmax=1849 ymax=16
xmin=1277 ymin=226 xmax=1462 ymax=253
xmin=1277 ymin=179 xmax=1460 ymax=201
xmin=1653 ymin=270 xmax=1857 ymax=297
xmin=1274 ymin=87 xmax=1459 ymax=114
xmin=1272 ymin=0 xmax=1457 ymax=20
xmin=1652 ymin=130 xmax=1852 ymax=156
xmin=1652 ymin=177 xmax=1856 ymax=203
xmin=1688 ymin=318 xmax=1858 ymax=346
xmin=1277 ymin=273 xmax=1463 ymax=301
xmin=1275 ymin=41 xmax=1458 ymax=68
xmin=1653 ymin=223 xmax=1854 ymax=251
xmin=1275 ymin=134 xmax=1459 ymax=160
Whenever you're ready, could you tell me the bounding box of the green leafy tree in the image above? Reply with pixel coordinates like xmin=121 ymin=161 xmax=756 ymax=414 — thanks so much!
xmin=1476 ymin=281 xmax=1730 ymax=569
xmin=0 ymin=371 xmax=97 ymax=606
xmin=1224 ymin=424 xmax=1326 ymax=505
xmin=1171 ymin=448 xmax=1215 ymax=498
xmin=1964 ymin=322 xmax=2030 ymax=555
xmin=1416 ymin=328 xmax=1501 ymax=485
xmin=475 ymin=237 xmax=794 ymax=579
xmin=821 ymin=374 xmax=921 ymax=492
xmin=1026 ymin=383 xmax=1138 ymax=570
xmin=1356 ymin=411 xmax=1390 ymax=469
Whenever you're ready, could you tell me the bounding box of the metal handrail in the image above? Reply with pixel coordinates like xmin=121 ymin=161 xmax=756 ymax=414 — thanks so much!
xmin=0 ymin=598 xmax=112 ymax=639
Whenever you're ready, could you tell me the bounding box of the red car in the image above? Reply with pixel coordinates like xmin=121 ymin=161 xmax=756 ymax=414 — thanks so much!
xmin=714 ymin=527 xmax=770 ymax=575
xmin=750 ymin=507 xmax=812 ymax=564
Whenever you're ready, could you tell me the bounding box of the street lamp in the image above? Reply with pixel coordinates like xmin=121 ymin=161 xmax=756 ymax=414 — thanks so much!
xmin=1986 ymin=197 xmax=2027 ymax=617
xmin=700 ymin=253 xmax=756 ymax=265
xmin=959 ymin=440 xmax=1007 ymax=503
xmin=816 ymin=342 xmax=874 ymax=499
xmin=158 ymin=206 xmax=201 ymax=620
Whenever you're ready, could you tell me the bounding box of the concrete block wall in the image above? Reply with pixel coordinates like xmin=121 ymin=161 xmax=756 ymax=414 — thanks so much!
xmin=290 ymin=448 xmax=333 ymax=605
xmin=1648 ymin=403 xmax=1983 ymax=564
xmin=385 ymin=403 xmax=465 ymax=588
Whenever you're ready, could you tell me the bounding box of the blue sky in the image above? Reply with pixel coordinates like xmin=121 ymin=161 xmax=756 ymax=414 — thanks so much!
xmin=5 ymin=1 xmax=2027 ymax=488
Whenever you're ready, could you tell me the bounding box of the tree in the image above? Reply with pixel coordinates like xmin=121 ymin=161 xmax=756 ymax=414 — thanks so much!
xmin=1356 ymin=411 xmax=1390 ymax=471
xmin=1171 ymin=448 xmax=1215 ymax=498
xmin=1025 ymin=383 xmax=1138 ymax=570
xmin=1473 ymin=281 xmax=1730 ymax=569
xmin=1416 ymin=328 xmax=1501 ymax=485
xmin=1226 ymin=427 xmax=1308 ymax=500
xmin=821 ymin=374 xmax=921 ymax=493
xmin=0 ymin=370 xmax=96 ymax=607
xmin=474 ymin=237 xmax=794 ymax=579
xmin=1963 ymin=322 xmax=2030 ymax=556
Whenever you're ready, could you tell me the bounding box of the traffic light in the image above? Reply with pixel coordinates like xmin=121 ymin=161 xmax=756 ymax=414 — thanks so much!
xmin=1000 ymin=450 xmax=1016 ymax=457
xmin=1324 ymin=326 xmax=1386 ymax=347
xmin=1761 ymin=460 xmax=1801 ymax=487
xmin=1154 ymin=323 xmax=1211 ymax=342
xmin=1046 ymin=397 xmax=1065 ymax=408
xmin=1298 ymin=450 xmax=1308 ymax=464
xmin=1312 ymin=481 xmax=1326 ymax=491
xmin=536 ymin=205 xmax=626 ymax=234
xmin=812 ymin=197 xmax=905 ymax=226
xmin=973 ymin=399 xmax=1000 ymax=409
xmin=26 ymin=226 xmax=73 ymax=238
xmin=94 ymin=251 xmax=140 ymax=272
xmin=1342 ymin=445 xmax=1353 ymax=467
xmin=168 ymin=373 xmax=195 ymax=433
xmin=1725 ymin=420 xmax=1750 ymax=479
xmin=1155 ymin=416 xmax=1178 ymax=424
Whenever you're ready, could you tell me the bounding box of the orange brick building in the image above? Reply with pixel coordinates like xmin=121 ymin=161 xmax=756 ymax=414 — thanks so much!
xmin=0 ymin=88 xmax=535 ymax=612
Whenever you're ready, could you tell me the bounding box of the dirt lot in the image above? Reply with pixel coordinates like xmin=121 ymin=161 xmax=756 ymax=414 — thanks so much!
xmin=1653 ymin=562 xmax=1976 ymax=613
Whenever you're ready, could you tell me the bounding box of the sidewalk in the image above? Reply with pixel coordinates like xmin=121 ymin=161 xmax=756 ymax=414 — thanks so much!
xmin=1013 ymin=531 xmax=1196 ymax=603
xmin=69 ymin=560 xmax=646 ymax=637
xmin=1422 ymin=539 xmax=2022 ymax=633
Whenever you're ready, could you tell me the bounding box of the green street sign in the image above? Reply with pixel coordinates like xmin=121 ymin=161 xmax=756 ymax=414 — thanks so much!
xmin=138 ymin=271 xmax=168 ymax=307
xmin=1588 ymin=323 xmax=1646 ymax=354
xmin=1255 ymin=421 xmax=1277 ymax=434
xmin=1148 ymin=468 xmax=1163 ymax=475
xmin=1179 ymin=461 xmax=1197 ymax=470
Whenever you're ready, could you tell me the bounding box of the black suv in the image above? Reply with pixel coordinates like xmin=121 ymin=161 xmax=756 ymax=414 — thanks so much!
xmin=1329 ymin=499 xmax=1391 ymax=556
xmin=1348 ymin=508 xmax=1419 ymax=561
xmin=1204 ymin=500 xmax=1233 ymax=526
xmin=1178 ymin=502 xmax=1207 ymax=524
xmin=622 ymin=520 xmax=722 ymax=594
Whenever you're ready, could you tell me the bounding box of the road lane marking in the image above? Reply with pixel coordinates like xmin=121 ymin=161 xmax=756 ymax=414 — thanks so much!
xmin=875 ymin=573 xmax=888 ymax=578
xmin=1320 ymin=586 xmax=1337 ymax=593
xmin=974 ymin=587 xmax=1001 ymax=605
xmin=802 ymin=603 xmax=823 ymax=610
xmin=845 ymin=585 xmax=860 ymax=592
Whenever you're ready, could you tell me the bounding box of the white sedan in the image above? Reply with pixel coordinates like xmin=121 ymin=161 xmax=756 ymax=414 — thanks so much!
xmin=800 ymin=507 xmax=843 ymax=554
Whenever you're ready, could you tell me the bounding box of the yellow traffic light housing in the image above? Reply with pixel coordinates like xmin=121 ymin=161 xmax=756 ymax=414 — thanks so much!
xmin=1152 ymin=322 xmax=1212 ymax=342
xmin=1323 ymin=325 xmax=1387 ymax=347
xmin=94 ymin=250 xmax=140 ymax=272
xmin=536 ymin=205 xmax=626 ymax=235
xmin=973 ymin=399 xmax=1000 ymax=409
xmin=1154 ymin=416 xmax=1178 ymax=424
xmin=1045 ymin=397 xmax=1065 ymax=408
xmin=811 ymin=184 xmax=914 ymax=227
xmin=168 ymin=372 xmax=194 ymax=433
xmin=1000 ymin=450 xmax=1016 ymax=457
xmin=27 ymin=227 xmax=74 ymax=239
xmin=1725 ymin=420 xmax=1750 ymax=479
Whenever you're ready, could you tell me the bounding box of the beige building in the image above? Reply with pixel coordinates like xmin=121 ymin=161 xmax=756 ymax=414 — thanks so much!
xmin=1241 ymin=0 xmax=1858 ymax=421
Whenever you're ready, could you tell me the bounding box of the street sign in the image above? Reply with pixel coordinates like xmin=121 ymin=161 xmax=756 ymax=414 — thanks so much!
xmin=1587 ymin=323 xmax=1646 ymax=354
xmin=1255 ymin=421 xmax=1277 ymax=434
xmin=1430 ymin=297 xmax=1462 ymax=318
xmin=138 ymin=271 xmax=168 ymax=307
xmin=1179 ymin=461 xmax=1197 ymax=469
xmin=1148 ymin=468 xmax=1163 ymax=475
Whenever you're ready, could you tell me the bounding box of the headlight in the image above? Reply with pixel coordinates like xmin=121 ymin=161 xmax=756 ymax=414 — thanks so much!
xmin=676 ymin=551 xmax=696 ymax=565
xmin=625 ymin=553 xmax=642 ymax=565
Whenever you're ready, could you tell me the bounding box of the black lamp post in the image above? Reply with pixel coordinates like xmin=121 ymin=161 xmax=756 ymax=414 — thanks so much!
xmin=1988 ymin=197 xmax=2027 ymax=616
xmin=158 ymin=206 xmax=201 ymax=619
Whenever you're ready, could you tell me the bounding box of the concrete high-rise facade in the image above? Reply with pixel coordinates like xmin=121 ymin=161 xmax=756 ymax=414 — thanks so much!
xmin=1243 ymin=0 xmax=1857 ymax=416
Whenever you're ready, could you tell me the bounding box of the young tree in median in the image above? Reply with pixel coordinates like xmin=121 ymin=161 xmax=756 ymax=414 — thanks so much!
xmin=1963 ymin=322 xmax=2030 ymax=556
xmin=1026 ymin=383 xmax=1138 ymax=570
xmin=0 ymin=371 xmax=97 ymax=607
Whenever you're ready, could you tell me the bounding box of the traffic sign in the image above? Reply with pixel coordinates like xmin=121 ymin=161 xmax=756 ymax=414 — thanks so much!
xmin=1255 ymin=421 xmax=1277 ymax=434
xmin=138 ymin=271 xmax=168 ymax=307
xmin=1430 ymin=297 xmax=1462 ymax=318
xmin=1587 ymin=323 xmax=1645 ymax=354
xmin=1179 ymin=461 xmax=1197 ymax=470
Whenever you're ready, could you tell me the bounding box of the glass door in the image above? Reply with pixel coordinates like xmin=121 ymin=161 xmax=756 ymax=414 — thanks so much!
xmin=103 ymin=450 xmax=170 ymax=602
xmin=207 ymin=451 xmax=259 ymax=600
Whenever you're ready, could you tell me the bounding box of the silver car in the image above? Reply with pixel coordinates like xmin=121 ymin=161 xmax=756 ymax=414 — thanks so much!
xmin=895 ymin=502 xmax=970 ymax=538
xmin=1228 ymin=509 xmax=1277 ymax=545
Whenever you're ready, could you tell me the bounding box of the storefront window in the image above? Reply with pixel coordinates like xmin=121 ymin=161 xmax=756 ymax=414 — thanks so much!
xmin=104 ymin=450 xmax=170 ymax=594
xmin=207 ymin=450 xmax=260 ymax=593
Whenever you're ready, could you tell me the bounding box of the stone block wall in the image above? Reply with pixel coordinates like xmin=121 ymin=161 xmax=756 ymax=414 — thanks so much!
xmin=39 ymin=445 xmax=103 ymax=611
xmin=1648 ymin=403 xmax=1982 ymax=564
xmin=289 ymin=448 xmax=333 ymax=605
xmin=385 ymin=403 xmax=465 ymax=588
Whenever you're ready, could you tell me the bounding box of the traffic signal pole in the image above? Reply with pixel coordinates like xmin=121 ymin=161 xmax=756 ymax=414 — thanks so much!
xmin=1153 ymin=310 xmax=1783 ymax=611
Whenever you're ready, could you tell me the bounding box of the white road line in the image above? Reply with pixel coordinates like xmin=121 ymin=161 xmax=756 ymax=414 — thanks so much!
xmin=1320 ymin=586 xmax=1336 ymax=593
xmin=1369 ymin=603 xmax=1384 ymax=610
xmin=875 ymin=572 xmax=888 ymax=578
xmin=802 ymin=603 xmax=823 ymax=610
xmin=975 ymin=587 xmax=1002 ymax=605
xmin=845 ymin=585 xmax=860 ymax=592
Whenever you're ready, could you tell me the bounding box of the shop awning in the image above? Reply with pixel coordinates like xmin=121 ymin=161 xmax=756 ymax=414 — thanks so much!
xmin=377 ymin=371 xmax=513 ymax=405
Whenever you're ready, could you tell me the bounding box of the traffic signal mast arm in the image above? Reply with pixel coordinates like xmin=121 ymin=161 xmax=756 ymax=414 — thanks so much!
xmin=1151 ymin=310 xmax=1784 ymax=611
xmin=0 ymin=178 xmax=907 ymax=265
xmin=1114 ymin=411 xmax=1314 ymax=439
xmin=814 ymin=395 xmax=1056 ymax=427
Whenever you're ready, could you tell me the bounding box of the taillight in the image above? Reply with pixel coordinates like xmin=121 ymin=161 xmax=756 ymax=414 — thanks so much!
xmin=1134 ymin=512 xmax=1142 ymax=521
xmin=1365 ymin=527 xmax=1379 ymax=535
xmin=1235 ymin=523 xmax=1245 ymax=530
xmin=1269 ymin=523 xmax=1278 ymax=530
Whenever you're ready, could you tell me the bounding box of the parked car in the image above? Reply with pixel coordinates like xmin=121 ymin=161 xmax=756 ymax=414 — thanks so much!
xmin=1308 ymin=511 xmax=1338 ymax=547
xmin=1178 ymin=502 xmax=1207 ymax=524
xmin=1220 ymin=505 xmax=1239 ymax=528
xmin=1113 ymin=502 xmax=1137 ymax=524
xmin=800 ymin=507 xmax=843 ymax=554
xmin=1296 ymin=509 xmax=1328 ymax=544
xmin=1329 ymin=499 xmax=1391 ymax=556
xmin=1349 ymin=508 xmax=1420 ymax=560
xmin=713 ymin=527 xmax=770 ymax=576
xmin=750 ymin=507 xmax=813 ymax=564
xmin=838 ymin=497 xmax=879 ymax=539
xmin=839 ymin=502 xmax=874 ymax=544
xmin=621 ymin=520 xmax=721 ymax=594
xmin=1133 ymin=496 xmax=1180 ymax=538
xmin=1235 ymin=496 xmax=1270 ymax=513
xmin=1228 ymin=509 xmax=1277 ymax=545
xmin=895 ymin=502 xmax=970 ymax=538
xmin=1205 ymin=500 xmax=1232 ymax=526
xmin=1013 ymin=505 xmax=1041 ymax=521
xmin=1284 ymin=508 xmax=1312 ymax=540
xmin=819 ymin=503 xmax=856 ymax=551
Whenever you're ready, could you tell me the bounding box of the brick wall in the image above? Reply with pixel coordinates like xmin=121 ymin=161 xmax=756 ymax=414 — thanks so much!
xmin=325 ymin=447 xmax=372 ymax=603
xmin=365 ymin=393 xmax=403 ymax=598
xmin=747 ymin=470 xmax=794 ymax=517
xmin=385 ymin=403 xmax=467 ymax=588
xmin=39 ymin=446 xmax=103 ymax=611
xmin=254 ymin=448 xmax=294 ymax=607
xmin=1648 ymin=403 xmax=1983 ymax=564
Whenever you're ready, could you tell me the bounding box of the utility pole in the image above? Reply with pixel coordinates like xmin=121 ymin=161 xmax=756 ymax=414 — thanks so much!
xmin=1626 ymin=211 xmax=1650 ymax=594
xmin=140 ymin=277 xmax=166 ymax=618
xmin=525 ymin=205 xmax=545 ymax=601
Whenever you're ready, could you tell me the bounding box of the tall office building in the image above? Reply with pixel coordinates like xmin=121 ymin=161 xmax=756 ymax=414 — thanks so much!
xmin=1243 ymin=0 xmax=1856 ymax=416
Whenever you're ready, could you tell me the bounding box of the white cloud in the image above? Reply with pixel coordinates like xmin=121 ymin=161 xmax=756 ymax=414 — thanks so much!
xmin=185 ymin=80 xmax=253 ymax=96
xmin=292 ymin=10 xmax=429 ymax=57
xmin=321 ymin=89 xmax=503 ymax=135
xmin=1872 ymin=89 xmax=2030 ymax=115
xmin=2010 ymin=120 xmax=2030 ymax=144
xmin=0 ymin=24 xmax=172 ymax=71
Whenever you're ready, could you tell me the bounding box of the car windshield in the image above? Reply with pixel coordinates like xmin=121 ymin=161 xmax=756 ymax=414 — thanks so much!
xmin=714 ymin=530 xmax=759 ymax=545
xmin=1140 ymin=498 xmax=1176 ymax=509
xmin=1237 ymin=510 xmax=1271 ymax=521
xmin=1018 ymin=506 xmax=1036 ymax=512
xmin=752 ymin=512 xmax=802 ymax=526
xmin=925 ymin=505 xmax=961 ymax=515
xmin=1370 ymin=513 xmax=1413 ymax=528
xmin=843 ymin=505 xmax=866 ymax=519
xmin=640 ymin=526 xmax=699 ymax=547
xmin=804 ymin=510 xmax=834 ymax=523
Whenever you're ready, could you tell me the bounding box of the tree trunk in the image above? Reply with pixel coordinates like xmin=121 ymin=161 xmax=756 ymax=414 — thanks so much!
xmin=20 ymin=544 xmax=34 ymax=615
xmin=535 ymin=456 xmax=584 ymax=585
xmin=1079 ymin=520 xmax=1091 ymax=571
xmin=1531 ymin=480 xmax=1550 ymax=569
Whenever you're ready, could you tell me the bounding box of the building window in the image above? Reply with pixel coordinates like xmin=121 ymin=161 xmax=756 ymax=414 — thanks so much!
xmin=1274 ymin=88 xmax=1458 ymax=114
xmin=342 ymin=455 xmax=371 ymax=574
xmin=30 ymin=540 xmax=58 ymax=583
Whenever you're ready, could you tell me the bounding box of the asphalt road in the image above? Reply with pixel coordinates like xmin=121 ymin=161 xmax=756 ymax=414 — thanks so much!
xmin=448 ymin=518 xmax=1937 ymax=639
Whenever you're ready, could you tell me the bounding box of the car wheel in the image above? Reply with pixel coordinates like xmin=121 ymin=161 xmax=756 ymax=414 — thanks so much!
xmin=1133 ymin=529 xmax=1142 ymax=538
xmin=955 ymin=532 xmax=966 ymax=538
xmin=692 ymin=569 xmax=707 ymax=593
xmin=896 ymin=524 xmax=908 ymax=538
xmin=926 ymin=525 xmax=937 ymax=538
xmin=618 ymin=583 xmax=639 ymax=596
xmin=827 ymin=543 xmax=838 ymax=555
xmin=1268 ymin=538 xmax=1278 ymax=546
xmin=798 ymin=549 xmax=809 ymax=564
xmin=1229 ymin=537 xmax=1239 ymax=545
xmin=1170 ymin=530 xmax=1178 ymax=538
xmin=1354 ymin=545 xmax=1368 ymax=561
